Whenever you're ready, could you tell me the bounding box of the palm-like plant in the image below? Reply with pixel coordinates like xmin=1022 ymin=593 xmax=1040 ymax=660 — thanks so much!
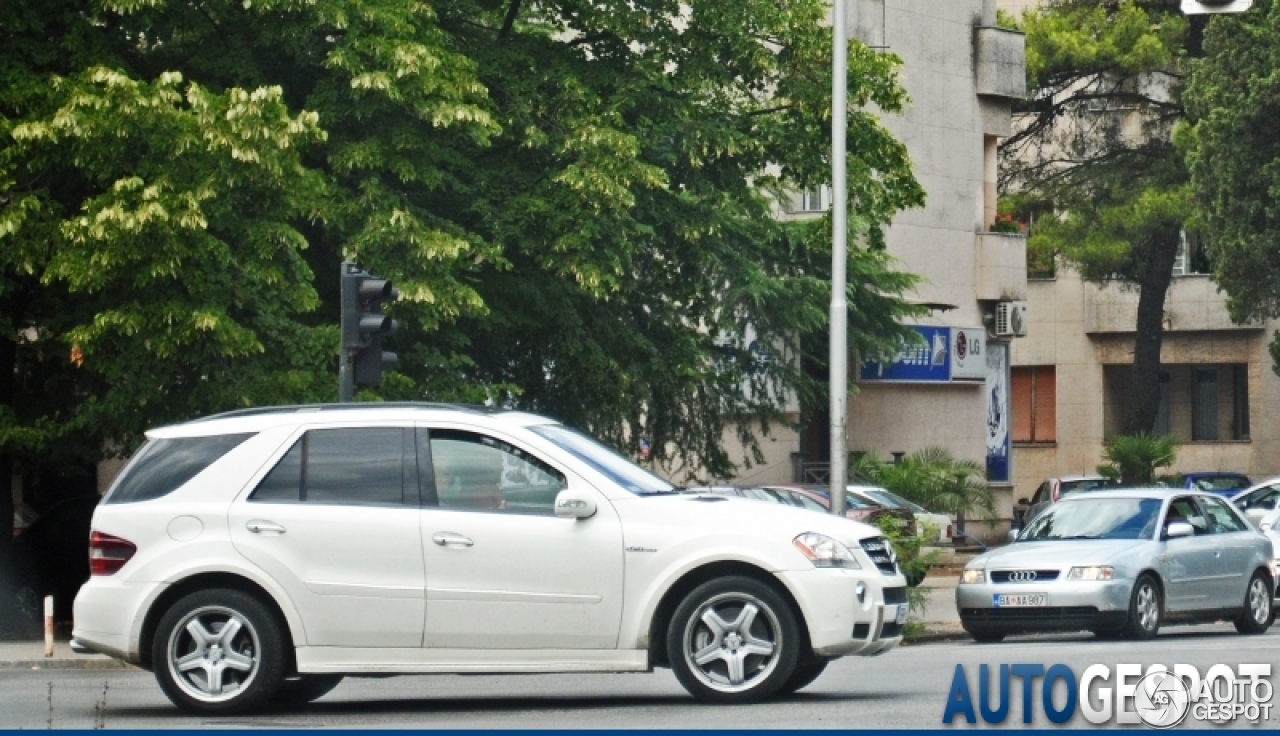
xmin=851 ymin=447 xmax=995 ymax=521
xmin=1097 ymin=432 xmax=1177 ymax=485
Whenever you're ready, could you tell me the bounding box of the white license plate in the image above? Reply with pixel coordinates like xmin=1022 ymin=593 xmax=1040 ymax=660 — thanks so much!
xmin=993 ymin=593 xmax=1047 ymax=608
xmin=895 ymin=604 xmax=908 ymax=624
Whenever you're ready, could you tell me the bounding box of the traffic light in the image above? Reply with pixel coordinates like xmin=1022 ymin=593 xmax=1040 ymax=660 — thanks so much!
xmin=1180 ymin=0 xmax=1252 ymax=14
xmin=339 ymin=261 xmax=399 ymax=400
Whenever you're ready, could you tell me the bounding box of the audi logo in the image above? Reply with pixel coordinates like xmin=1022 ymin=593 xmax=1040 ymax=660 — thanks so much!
xmin=1007 ymin=570 xmax=1038 ymax=583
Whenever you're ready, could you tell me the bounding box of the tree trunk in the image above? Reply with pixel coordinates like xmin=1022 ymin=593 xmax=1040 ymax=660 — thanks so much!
xmin=1124 ymin=229 xmax=1180 ymax=435
xmin=0 ymin=331 xmax=14 ymax=590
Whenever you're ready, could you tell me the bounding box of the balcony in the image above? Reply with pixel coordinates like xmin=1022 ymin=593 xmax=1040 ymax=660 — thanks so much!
xmin=975 ymin=232 xmax=1028 ymax=302
xmin=1084 ymin=275 xmax=1264 ymax=333
xmin=975 ymin=26 xmax=1026 ymax=100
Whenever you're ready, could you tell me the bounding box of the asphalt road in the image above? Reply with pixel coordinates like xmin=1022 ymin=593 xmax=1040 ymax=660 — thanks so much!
xmin=3 ymin=625 xmax=1277 ymax=729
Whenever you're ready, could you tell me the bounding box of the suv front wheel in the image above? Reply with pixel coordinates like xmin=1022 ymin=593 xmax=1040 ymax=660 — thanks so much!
xmin=667 ymin=576 xmax=801 ymax=704
xmin=152 ymin=588 xmax=286 ymax=715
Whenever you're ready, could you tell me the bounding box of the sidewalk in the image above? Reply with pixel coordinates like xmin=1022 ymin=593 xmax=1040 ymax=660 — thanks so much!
xmin=0 ymin=640 xmax=133 ymax=671
xmin=903 ymin=573 xmax=969 ymax=644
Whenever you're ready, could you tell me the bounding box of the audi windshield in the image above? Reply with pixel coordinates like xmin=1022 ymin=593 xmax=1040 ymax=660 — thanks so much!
xmin=1019 ymin=497 xmax=1162 ymax=542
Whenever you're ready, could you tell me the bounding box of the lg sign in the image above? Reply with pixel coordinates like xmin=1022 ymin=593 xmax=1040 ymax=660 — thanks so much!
xmin=950 ymin=328 xmax=985 ymax=382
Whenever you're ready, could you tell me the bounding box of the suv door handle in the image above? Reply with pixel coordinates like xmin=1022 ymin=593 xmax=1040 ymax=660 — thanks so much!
xmin=246 ymin=520 xmax=286 ymax=534
xmin=432 ymin=532 xmax=474 ymax=548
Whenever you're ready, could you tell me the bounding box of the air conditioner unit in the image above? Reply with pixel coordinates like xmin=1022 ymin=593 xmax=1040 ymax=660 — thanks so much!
xmin=994 ymin=301 xmax=1028 ymax=337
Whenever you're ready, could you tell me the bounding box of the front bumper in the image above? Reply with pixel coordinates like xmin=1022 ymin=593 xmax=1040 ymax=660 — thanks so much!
xmin=956 ymin=578 xmax=1132 ymax=634
xmin=777 ymin=568 xmax=907 ymax=658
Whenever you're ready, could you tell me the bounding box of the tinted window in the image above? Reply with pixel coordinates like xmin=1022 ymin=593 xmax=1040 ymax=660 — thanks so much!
xmin=1191 ymin=475 xmax=1251 ymax=492
xmin=430 ymin=430 xmax=565 ymax=514
xmin=1236 ymin=485 xmax=1280 ymax=511
xmin=1059 ymin=479 xmax=1111 ymax=497
xmin=105 ymin=434 xmax=254 ymax=504
xmin=250 ymin=428 xmax=409 ymax=507
xmin=1200 ymin=496 xmax=1249 ymax=534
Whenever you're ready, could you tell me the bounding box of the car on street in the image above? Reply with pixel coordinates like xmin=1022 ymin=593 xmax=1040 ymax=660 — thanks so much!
xmin=846 ymin=486 xmax=953 ymax=543
xmin=1231 ymin=477 xmax=1280 ymax=525
xmin=1015 ymin=475 xmax=1117 ymax=530
xmin=73 ymin=403 xmax=908 ymax=714
xmin=958 ymin=489 xmax=1275 ymax=642
xmin=685 ymin=484 xmax=917 ymax=535
xmin=1182 ymin=471 xmax=1253 ymax=497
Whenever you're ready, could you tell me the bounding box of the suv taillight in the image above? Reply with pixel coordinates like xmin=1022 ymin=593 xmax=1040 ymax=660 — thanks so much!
xmin=89 ymin=531 xmax=136 ymax=575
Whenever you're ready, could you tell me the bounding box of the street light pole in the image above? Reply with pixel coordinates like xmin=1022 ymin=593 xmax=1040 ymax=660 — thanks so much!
xmin=829 ymin=0 xmax=848 ymax=517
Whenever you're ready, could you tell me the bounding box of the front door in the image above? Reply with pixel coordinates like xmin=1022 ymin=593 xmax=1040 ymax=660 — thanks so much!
xmin=1160 ymin=496 xmax=1220 ymax=612
xmin=229 ymin=425 xmax=426 ymax=647
xmin=419 ymin=427 xmax=624 ymax=649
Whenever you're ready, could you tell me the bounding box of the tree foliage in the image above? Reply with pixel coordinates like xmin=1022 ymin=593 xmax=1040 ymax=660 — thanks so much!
xmin=1184 ymin=0 xmax=1280 ymax=371
xmin=1096 ymin=431 xmax=1176 ymax=485
xmin=0 ymin=0 xmax=926 ymax=519
xmin=1001 ymin=0 xmax=1193 ymax=435
xmin=850 ymin=447 xmax=995 ymax=521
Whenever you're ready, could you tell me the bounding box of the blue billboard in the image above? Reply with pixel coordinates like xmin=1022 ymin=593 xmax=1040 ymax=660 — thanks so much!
xmin=858 ymin=325 xmax=951 ymax=383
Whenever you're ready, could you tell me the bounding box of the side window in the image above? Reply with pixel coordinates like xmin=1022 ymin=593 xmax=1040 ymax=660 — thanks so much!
xmin=429 ymin=430 xmax=565 ymax=514
xmin=1200 ymin=496 xmax=1249 ymax=534
xmin=104 ymin=434 xmax=255 ymax=504
xmin=1031 ymin=483 xmax=1048 ymax=505
xmin=250 ymin=428 xmax=411 ymax=507
xmin=1239 ymin=486 xmax=1280 ymax=511
xmin=1166 ymin=497 xmax=1208 ymax=535
xmin=787 ymin=492 xmax=827 ymax=512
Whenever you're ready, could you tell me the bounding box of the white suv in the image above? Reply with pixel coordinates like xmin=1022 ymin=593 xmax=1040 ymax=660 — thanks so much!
xmin=73 ymin=404 xmax=906 ymax=714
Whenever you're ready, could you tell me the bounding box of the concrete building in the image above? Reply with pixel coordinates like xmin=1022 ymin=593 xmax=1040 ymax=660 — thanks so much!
xmin=997 ymin=0 xmax=1280 ymax=501
xmin=715 ymin=0 xmax=1030 ymax=538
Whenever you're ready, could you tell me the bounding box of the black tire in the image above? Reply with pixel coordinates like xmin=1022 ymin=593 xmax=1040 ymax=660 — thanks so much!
xmin=1234 ymin=570 xmax=1274 ymax=635
xmin=966 ymin=630 xmax=1005 ymax=643
xmin=152 ymin=588 xmax=287 ymax=715
xmin=1122 ymin=574 xmax=1162 ymax=641
xmin=667 ymin=575 xmax=801 ymax=704
xmin=277 ymin=675 xmax=344 ymax=706
xmin=778 ymin=657 xmax=829 ymax=695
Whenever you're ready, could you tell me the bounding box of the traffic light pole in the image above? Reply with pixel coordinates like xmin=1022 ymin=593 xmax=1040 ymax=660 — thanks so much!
xmin=339 ymin=260 xmax=399 ymax=401
xmin=339 ymin=261 xmax=357 ymax=402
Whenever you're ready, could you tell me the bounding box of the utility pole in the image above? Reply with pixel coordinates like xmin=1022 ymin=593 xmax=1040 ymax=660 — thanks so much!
xmin=829 ymin=0 xmax=849 ymax=517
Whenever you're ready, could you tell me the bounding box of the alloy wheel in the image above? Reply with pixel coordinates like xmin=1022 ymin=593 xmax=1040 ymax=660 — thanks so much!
xmin=1135 ymin=583 xmax=1159 ymax=631
xmin=682 ymin=592 xmax=782 ymax=693
xmin=166 ymin=606 xmax=261 ymax=703
xmin=1247 ymin=578 xmax=1271 ymax=625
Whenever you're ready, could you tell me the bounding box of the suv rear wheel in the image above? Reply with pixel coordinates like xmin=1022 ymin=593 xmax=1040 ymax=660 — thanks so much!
xmin=152 ymin=588 xmax=286 ymax=715
xmin=667 ymin=576 xmax=800 ymax=704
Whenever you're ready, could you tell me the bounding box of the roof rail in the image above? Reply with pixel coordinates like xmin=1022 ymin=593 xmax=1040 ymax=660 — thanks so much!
xmin=189 ymin=402 xmax=491 ymax=423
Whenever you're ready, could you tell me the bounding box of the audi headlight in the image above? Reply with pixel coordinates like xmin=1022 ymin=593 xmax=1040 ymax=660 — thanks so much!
xmin=793 ymin=532 xmax=861 ymax=569
xmin=960 ymin=568 xmax=985 ymax=584
xmin=1066 ymin=566 xmax=1114 ymax=581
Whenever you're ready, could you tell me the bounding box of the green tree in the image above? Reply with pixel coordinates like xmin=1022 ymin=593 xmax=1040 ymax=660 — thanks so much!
xmin=0 ymin=0 xmax=926 ymax=586
xmin=1001 ymin=0 xmax=1196 ymax=435
xmin=1184 ymin=0 xmax=1280 ymax=371
xmin=851 ymin=447 xmax=995 ymax=521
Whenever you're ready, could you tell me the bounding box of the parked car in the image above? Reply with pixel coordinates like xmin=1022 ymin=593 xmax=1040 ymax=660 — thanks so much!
xmin=959 ymin=489 xmax=1275 ymax=642
xmin=1182 ymin=471 xmax=1253 ymax=497
xmin=846 ymin=486 xmax=953 ymax=543
xmin=686 ymin=484 xmax=917 ymax=536
xmin=11 ymin=495 xmax=100 ymax=621
xmin=1016 ymin=475 xmax=1117 ymax=530
xmin=74 ymin=404 xmax=909 ymax=714
xmin=1231 ymin=477 xmax=1280 ymax=525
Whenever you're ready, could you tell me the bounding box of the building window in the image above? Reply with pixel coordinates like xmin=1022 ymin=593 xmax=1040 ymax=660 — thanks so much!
xmin=1103 ymin=363 xmax=1249 ymax=442
xmin=796 ymin=185 xmax=831 ymax=213
xmin=1012 ymin=366 xmax=1056 ymax=443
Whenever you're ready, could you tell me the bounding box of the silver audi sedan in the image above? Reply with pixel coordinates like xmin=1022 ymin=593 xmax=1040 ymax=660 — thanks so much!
xmin=957 ymin=489 xmax=1276 ymax=642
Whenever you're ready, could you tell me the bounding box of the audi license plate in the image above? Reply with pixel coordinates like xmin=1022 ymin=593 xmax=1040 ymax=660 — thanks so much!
xmin=993 ymin=593 xmax=1047 ymax=608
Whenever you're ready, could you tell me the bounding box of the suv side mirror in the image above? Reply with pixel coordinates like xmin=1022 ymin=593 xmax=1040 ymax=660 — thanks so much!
xmin=554 ymin=489 xmax=597 ymax=520
xmin=1165 ymin=522 xmax=1194 ymax=539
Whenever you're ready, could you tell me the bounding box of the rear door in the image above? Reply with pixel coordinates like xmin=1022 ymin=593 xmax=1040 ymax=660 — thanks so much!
xmin=1198 ymin=495 xmax=1255 ymax=606
xmin=229 ymin=424 xmax=426 ymax=648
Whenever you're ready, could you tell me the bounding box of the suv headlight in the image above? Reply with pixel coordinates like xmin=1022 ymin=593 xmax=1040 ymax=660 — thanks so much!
xmin=793 ymin=532 xmax=862 ymax=569
xmin=960 ymin=568 xmax=985 ymax=584
xmin=1066 ymin=566 xmax=1114 ymax=581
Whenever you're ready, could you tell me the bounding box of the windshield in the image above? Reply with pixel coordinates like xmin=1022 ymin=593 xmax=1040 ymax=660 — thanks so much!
xmin=1192 ymin=475 xmax=1251 ymax=492
xmin=529 ymin=424 xmax=675 ymax=496
xmin=1020 ymin=497 xmax=1162 ymax=541
xmin=1059 ymin=479 xmax=1113 ymax=497
xmin=865 ymin=489 xmax=926 ymax=513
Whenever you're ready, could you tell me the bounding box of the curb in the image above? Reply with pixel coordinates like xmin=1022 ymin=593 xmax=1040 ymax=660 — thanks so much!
xmin=902 ymin=631 xmax=972 ymax=645
xmin=0 ymin=658 xmax=136 ymax=671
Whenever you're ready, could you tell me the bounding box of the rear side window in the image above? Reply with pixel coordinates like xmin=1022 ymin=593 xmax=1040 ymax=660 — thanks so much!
xmin=250 ymin=428 xmax=412 ymax=507
xmin=104 ymin=434 xmax=255 ymax=504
